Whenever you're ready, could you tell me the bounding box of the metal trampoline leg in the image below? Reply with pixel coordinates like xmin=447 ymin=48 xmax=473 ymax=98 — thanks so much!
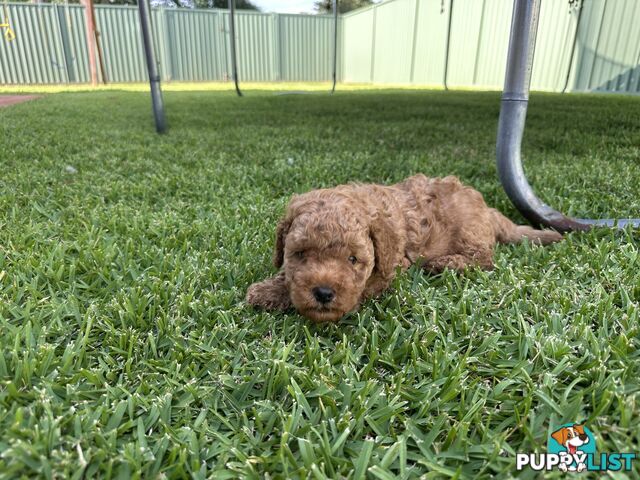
xmin=496 ymin=0 xmax=639 ymax=231
xmin=138 ymin=0 xmax=166 ymax=133
xmin=228 ymin=0 xmax=242 ymax=97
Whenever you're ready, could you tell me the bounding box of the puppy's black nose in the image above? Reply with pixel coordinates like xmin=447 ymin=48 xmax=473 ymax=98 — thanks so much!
xmin=313 ymin=286 xmax=335 ymax=304
xmin=579 ymin=434 xmax=589 ymax=442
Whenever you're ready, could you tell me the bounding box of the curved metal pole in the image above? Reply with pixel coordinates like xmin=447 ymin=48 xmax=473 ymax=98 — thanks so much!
xmin=496 ymin=0 xmax=639 ymax=232
xmin=138 ymin=0 xmax=166 ymax=133
xmin=331 ymin=0 xmax=338 ymax=94
xmin=228 ymin=0 xmax=242 ymax=97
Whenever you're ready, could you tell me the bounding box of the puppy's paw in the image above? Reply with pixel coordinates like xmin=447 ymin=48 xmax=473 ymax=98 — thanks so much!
xmin=246 ymin=273 xmax=292 ymax=311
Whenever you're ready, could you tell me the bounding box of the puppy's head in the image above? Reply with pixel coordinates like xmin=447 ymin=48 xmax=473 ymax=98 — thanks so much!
xmin=551 ymin=425 xmax=589 ymax=452
xmin=274 ymin=190 xmax=384 ymax=322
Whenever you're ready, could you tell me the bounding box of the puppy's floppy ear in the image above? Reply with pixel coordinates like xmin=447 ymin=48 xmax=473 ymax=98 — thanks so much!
xmin=273 ymin=217 xmax=292 ymax=268
xmin=273 ymin=194 xmax=305 ymax=268
xmin=551 ymin=428 xmax=568 ymax=446
xmin=368 ymin=211 xmax=404 ymax=280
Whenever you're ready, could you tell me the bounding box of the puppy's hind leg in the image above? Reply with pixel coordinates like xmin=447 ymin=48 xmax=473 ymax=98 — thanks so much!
xmin=490 ymin=209 xmax=563 ymax=245
xmin=422 ymin=211 xmax=496 ymax=274
xmin=423 ymin=249 xmax=494 ymax=274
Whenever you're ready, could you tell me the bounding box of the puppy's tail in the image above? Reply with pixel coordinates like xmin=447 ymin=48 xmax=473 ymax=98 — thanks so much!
xmin=490 ymin=209 xmax=563 ymax=245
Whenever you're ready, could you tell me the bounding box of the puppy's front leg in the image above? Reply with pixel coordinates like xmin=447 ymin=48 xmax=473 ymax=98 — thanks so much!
xmin=246 ymin=271 xmax=292 ymax=311
xmin=423 ymin=252 xmax=494 ymax=273
xmin=361 ymin=273 xmax=394 ymax=301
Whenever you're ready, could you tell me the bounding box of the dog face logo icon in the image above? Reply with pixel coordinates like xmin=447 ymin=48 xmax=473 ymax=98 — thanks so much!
xmin=548 ymin=424 xmax=596 ymax=472
xmin=517 ymin=423 xmax=636 ymax=472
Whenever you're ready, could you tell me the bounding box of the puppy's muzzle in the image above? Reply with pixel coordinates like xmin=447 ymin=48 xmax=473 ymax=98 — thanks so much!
xmin=312 ymin=286 xmax=335 ymax=304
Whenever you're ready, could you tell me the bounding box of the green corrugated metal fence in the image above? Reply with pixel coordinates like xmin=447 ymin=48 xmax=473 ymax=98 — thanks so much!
xmin=0 ymin=3 xmax=88 ymax=83
xmin=0 ymin=0 xmax=639 ymax=94
xmin=342 ymin=0 xmax=640 ymax=93
xmin=0 ymin=3 xmax=337 ymax=84
xmin=571 ymin=0 xmax=640 ymax=93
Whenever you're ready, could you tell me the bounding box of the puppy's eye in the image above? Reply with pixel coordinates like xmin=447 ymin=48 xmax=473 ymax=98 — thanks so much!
xmin=348 ymin=255 xmax=357 ymax=264
xmin=294 ymin=251 xmax=305 ymax=259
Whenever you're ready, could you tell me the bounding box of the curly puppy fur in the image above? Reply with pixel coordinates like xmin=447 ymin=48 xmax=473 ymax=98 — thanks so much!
xmin=247 ymin=174 xmax=562 ymax=322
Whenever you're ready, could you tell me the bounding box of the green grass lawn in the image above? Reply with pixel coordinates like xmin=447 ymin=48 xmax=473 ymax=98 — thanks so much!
xmin=1 ymin=87 xmax=639 ymax=479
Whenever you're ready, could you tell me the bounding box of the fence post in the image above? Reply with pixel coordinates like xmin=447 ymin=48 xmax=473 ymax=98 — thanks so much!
xmin=443 ymin=0 xmax=453 ymax=90
xmin=340 ymin=15 xmax=345 ymax=82
xmin=92 ymin=4 xmax=107 ymax=83
xmin=215 ymin=11 xmax=225 ymax=81
xmin=369 ymin=4 xmax=377 ymax=82
xmin=272 ymin=13 xmax=280 ymax=81
xmin=54 ymin=3 xmax=72 ymax=83
xmin=562 ymin=0 xmax=583 ymax=93
xmin=472 ymin=0 xmax=486 ymax=86
xmin=331 ymin=0 xmax=337 ymax=92
xmin=586 ymin=0 xmax=607 ymax=90
xmin=81 ymin=0 xmax=97 ymax=85
xmin=159 ymin=7 xmax=170 ymax=82
xmin=409 ymin=0 xmax=420 ymax=84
